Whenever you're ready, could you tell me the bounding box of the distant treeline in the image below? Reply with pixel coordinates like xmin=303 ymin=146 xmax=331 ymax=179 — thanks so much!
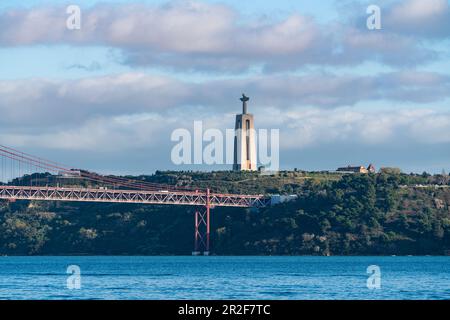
xmin=0 ymin=170 xmax=449 ymax=255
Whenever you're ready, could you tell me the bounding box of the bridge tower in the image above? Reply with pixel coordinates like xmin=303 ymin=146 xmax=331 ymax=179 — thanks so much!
xmin=193 ymin=188 xmax=211 ymax=256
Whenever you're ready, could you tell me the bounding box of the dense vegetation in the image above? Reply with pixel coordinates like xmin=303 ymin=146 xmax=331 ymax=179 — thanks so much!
xmin=1 ymin=170 xmax=449 ymax=255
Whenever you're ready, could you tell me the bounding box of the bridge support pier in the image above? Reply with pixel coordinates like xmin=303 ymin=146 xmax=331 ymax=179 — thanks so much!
xmin=192 ymin=189 xmax=211 ymax=256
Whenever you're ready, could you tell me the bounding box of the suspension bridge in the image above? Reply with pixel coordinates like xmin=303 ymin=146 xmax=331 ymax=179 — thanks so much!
xmin=0 ymin=144 xmax=270 ymax=255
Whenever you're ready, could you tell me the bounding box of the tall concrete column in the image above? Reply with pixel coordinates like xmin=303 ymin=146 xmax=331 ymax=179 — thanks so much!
xmin=233 ymin=94 xmax=257 ymax=171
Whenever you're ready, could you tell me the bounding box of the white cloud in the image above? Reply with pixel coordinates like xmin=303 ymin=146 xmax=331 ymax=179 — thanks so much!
xmin=277 ymin=107 xmax=450 ymax=149
xmin=2 ymin=106 xmax=449 ymax=157
xmin=389 ymin=0 xmax=449 ymax=22
xmin=0 ymin=0 xmax=444 ymax=72
xmin=1 ymin=71 xmax=449 ymax=130
xmin=1 ymin=113 xmax=170 ymax=151
xmin=345 ymin=0 xmax=450 ymax=39
xmin=373 ymin=0 xmax=450 ymax=38
xmin=0 ymin=1 xmax=449 ymax=173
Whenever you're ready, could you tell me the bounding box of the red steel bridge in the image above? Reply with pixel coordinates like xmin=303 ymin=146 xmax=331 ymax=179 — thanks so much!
xmin=0 ymin=144 xmax=270 ymax=255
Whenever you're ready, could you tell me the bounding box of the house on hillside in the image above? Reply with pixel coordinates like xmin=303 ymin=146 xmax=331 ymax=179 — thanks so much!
xmin=337 ymin=164 xmax=376 ymax=174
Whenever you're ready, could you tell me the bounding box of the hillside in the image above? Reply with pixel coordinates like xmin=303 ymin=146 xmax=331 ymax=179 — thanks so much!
xmin=0 ymin=171 xmax=449 ymax=255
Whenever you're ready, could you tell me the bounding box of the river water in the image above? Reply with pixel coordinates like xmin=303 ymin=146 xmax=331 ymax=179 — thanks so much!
xmin=0 ymin=256 xmax=448 ymax=300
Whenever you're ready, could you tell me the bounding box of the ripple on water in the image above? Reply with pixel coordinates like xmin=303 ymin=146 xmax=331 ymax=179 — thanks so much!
xmin=0 ymin=256 xmax=449 ymax=300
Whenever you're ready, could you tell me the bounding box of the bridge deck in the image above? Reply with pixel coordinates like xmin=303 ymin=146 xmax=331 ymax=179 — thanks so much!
xmin=0 ymin=186 xmax=269 ymax=208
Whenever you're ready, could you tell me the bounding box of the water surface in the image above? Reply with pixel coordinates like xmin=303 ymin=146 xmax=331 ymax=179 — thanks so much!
xmin=0 ymin=256 xmax=449 ymax=300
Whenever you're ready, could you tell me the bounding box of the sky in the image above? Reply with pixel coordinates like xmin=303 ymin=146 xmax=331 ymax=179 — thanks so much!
xmin=0 ymin=0 xmax=449 ymax=175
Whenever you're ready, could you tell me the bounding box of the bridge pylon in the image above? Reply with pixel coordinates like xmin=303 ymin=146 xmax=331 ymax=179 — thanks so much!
xmin=192 ymin=188 xmax=211 ymax=256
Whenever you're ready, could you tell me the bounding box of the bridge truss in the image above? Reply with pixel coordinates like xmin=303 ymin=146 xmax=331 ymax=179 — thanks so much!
xmin=0 ymin=144 xmax=270 ymax=255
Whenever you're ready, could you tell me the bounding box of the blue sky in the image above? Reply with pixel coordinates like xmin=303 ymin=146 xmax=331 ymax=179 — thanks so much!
xmin=0 ymin=0 xmax=449 ymax=175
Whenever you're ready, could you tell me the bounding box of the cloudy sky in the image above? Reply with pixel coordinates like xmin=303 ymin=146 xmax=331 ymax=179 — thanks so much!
xmin=0 ymin=0 xmax=449 ymax=174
